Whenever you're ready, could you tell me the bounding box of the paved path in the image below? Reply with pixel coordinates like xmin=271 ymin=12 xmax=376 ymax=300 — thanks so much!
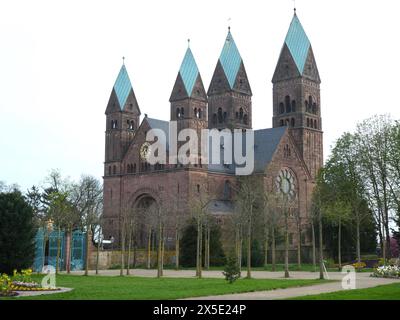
xmin=59 ymin=269 xmax=400 ymax=299
xmin=15 ymin=287 xmax=72 ymax=298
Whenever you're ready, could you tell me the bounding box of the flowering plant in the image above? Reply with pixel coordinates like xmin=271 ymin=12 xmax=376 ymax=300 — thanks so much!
xmin=372 ymin=265 xmax=400 ymax=278
xmin=0 ymin=274 xmax=16 ymax=296
xmin=352 ymin=262 xmax=366 ymax=270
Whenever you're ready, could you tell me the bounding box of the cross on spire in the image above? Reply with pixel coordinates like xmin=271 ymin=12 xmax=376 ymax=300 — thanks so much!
xmin=122 ymin=56 xmax=125 ymax=65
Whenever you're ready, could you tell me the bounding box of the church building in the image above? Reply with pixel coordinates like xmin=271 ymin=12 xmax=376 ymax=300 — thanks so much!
xmin=102 ymin=12 xmax=323 ymax=258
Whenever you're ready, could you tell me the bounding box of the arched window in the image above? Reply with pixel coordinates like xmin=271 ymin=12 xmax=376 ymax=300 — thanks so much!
xmin=181 ymin=107 xmax=184 ymax=117
xmin=312 ymin=103 xmax=317 ymax=114
xmin=307 ymin=118 xmax=310 ymax=127
xmin=291 ymin=118 xmax=295 ymax=127
xmin=108 ymin=166 xmax=111 ymax=175
xmin=239 ymin=108 xmax=243 ymax=119
xmin=280 ymin=119 xmax=284 ymax=126
xmin=305 ymin=100 xmax=309 ymax=112
xmin=308 ymin=96 xmax=313 ymax=112
xmin=197 ymin=184 xmax=200 ymax=193
xmin=198 ymin=109 xmax=202 ymax=118
xmin=285 ymin=95 xmax=291 ymax=113
xmin=213 ymin=113 xmax=217 ymax=124
xmin=176 ymin=108 xmax=180 ymax=119
xmin=314 ymin=119 xmax=317 ymax=129
xmin=111 ymin=120 xmax=114 ymax=129
xmin=194 ymin=108 xmax=197 ymax=118
xmin=310 ymin=119 xmax=314 ymax=128
xmin=114 ymin=120 xmax=118 ymax=129
xmin=127 ymin=164 xmax=131 ymax=173
xmin=291 ymin=100 xmax=296 ymax=112
xmin=113 ymin=165 xmax=116 ymax=175
xmin=243 ymin=114 xmax=248 ymax=125
xmin=133 ymin=163 xmax=136 ymax=173
xmin=279 ymin=103 xmax=285 ymax=114
xmin=235 ymin=112 xmax=239 ymax=119
xmin=223 ymin=112 xmax=227 ymax=122
xmin=218 ymin=108 xmax=223 ymax=123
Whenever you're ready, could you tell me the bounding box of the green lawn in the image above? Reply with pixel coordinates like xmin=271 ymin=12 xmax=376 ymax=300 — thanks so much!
xmin=290 ymin=283 xmax=400 ymax=300
xmin=142 ymin=264 xmax=373 ymax=273
xmin=2 ymin=275 xmax=325 ymax=300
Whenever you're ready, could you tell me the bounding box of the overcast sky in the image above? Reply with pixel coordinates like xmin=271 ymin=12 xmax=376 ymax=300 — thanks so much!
xmin=1 ymin=0 xmax=400 ymax=191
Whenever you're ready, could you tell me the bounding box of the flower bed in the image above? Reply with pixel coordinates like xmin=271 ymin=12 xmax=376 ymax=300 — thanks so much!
xmin=0 ymin=269 xmax=60 ymax=296
xmin=372 ymin=265 xmax=400 ymax=279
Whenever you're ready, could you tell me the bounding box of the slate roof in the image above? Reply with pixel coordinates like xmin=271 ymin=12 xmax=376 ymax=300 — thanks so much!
xmin=284 ymin=14 xmax=311 ymax=74
xmin=145 ymin=117 xmax=170 ymax=150
xmin=141 ymin=117 xmax=287 ymax=175
xmin=113 ymin=64 xmax=133 ymax=110
xmin=179 ymin=48 xmax=199 ymax=96
xmin=219 ymin=30 xmax=242 ymax=89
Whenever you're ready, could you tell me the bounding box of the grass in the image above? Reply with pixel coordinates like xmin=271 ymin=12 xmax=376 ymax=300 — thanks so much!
xmin=290 ymin=283 xmax=400 ymax=300
xmin=1 ymin=274 xmax=326 ymax=300
xmin=138 ymin=264 xmax=373 ymax=273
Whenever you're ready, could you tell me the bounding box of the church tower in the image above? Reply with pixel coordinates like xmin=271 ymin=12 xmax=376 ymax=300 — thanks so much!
xmin=272 ymin=12 xmax=323 ymax=179
xmin=170 ymin=45 xmax=207 ymax=166
xmin=104 ymin=63 xmax=141 ymax=176
xmin=208 ymin=29 xmax=252 ymax=130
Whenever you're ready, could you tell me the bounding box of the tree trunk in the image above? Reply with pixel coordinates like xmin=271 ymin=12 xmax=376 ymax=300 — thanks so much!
xmin=66 ymin=227 xmax=71 ymax=274
xmin=246 ymin=215 xmax=252 ymax=279
xmin=96 ymin=227 xmax=101 ymax=275
xmin=356 ymin=218 xmax=361 ymax=263
xmin=264 ymin=225 xmax=269 ymax=268
xmin=175 ymin=226 xmax=180 ymax=270
xmin=56 ymin=226 xmax=61 ymax=275
xmin=311 ymin=221 xmax=316 ymax=272
xmin=206 ymin=226 xmax=210 ymax=270
xmin=147 ymin=228 xmax=152 ymax=269
xmin=271 ymin=227 xmax=276 ymax=272
xmin=319 ymin=209 xmax=324 ymax=280
xmin=157 ymin=220 xmax=162 ymax=278
xmin=297 ymin=217 xmax=301 ymax=270
xmin=120 ymin=225 xmax=125 ymax=277
xmin=196 ymin=218 xmax=203 ymax=279
xmin=85 ymin=225 xmax=91 ymax=276
xmin=126 ymin=220 xmax=133 ymax=275
xmin=338 ymin=217 xmax=342 ymax=270
xmin=284 ymin=216 xmax=289 ymax=278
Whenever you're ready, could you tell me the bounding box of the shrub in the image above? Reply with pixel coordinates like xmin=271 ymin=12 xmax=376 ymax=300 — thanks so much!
xmin=0 ymin=191 xmax=36 ymax=274
xmin=352 ymin=262 xmax=366 ymax=271
xmin=223 ymin=255 xmax=241 ymax=284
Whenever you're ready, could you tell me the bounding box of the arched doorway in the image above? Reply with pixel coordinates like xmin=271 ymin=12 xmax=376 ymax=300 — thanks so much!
xmin=134 ymin=194 xmax=158 ymax=248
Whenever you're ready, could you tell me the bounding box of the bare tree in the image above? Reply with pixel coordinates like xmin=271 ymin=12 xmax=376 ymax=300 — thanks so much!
xmin=234 ymin=176 xmax=262 ymax=279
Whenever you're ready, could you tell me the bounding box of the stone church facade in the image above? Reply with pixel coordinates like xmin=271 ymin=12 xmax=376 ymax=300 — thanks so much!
xmin=102 ymin=13 xmax=323 ymax=258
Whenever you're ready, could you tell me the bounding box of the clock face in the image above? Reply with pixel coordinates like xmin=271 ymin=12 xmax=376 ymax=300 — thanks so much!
xmin=140 ymin=142 xmax=151 ymax=161
xmin=276 ymin=169 xmax=296 ymax=198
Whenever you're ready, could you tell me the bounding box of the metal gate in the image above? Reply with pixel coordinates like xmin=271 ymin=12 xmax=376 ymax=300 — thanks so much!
xmin=48 ymin=230 xmax=65 ymax=270
xmin=71 ymin=230 xmax=85 ymax=270
xmin=33 ymin=228 xmax=45 ymax=272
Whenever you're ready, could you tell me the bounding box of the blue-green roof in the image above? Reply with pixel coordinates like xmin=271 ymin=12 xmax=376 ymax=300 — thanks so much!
xmin=179 ymin=48 xmax=199 ymax=96
xmin=113 ymin=65 xmax=132 ymax=110
xmin=219 ymin=31 xmax=242 ymax=89
xmin=285 ymin=14 xmax=310 ymax=74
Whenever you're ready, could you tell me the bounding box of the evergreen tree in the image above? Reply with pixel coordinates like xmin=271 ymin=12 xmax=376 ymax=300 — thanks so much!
xmin=223 ymin=254 xmax=240 ymax=284
xmin=0 ymin=190 xmax=36 ymax=274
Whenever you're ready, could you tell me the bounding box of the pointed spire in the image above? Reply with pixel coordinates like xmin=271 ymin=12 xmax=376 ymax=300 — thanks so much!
xmin=218 ymin=29 xmax=242 ymax=89
xmin=284 ymin=13 xmax=311 ymax=74
xmin=113 ymin=63 xmax=133 ymax=110
xmin=178 ymin=47 xmax=200 ymax=96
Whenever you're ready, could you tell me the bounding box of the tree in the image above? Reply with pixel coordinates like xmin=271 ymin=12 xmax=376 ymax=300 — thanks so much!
xmin=72 ymin=175 xmax=103 ymax=276
xmin=223 ymin=253 xmax=240 ymax=284
xmin=0 ymin=190 xmax=36 ymax=275
xmin=234 ymin=176 xmax=262 ymax=279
